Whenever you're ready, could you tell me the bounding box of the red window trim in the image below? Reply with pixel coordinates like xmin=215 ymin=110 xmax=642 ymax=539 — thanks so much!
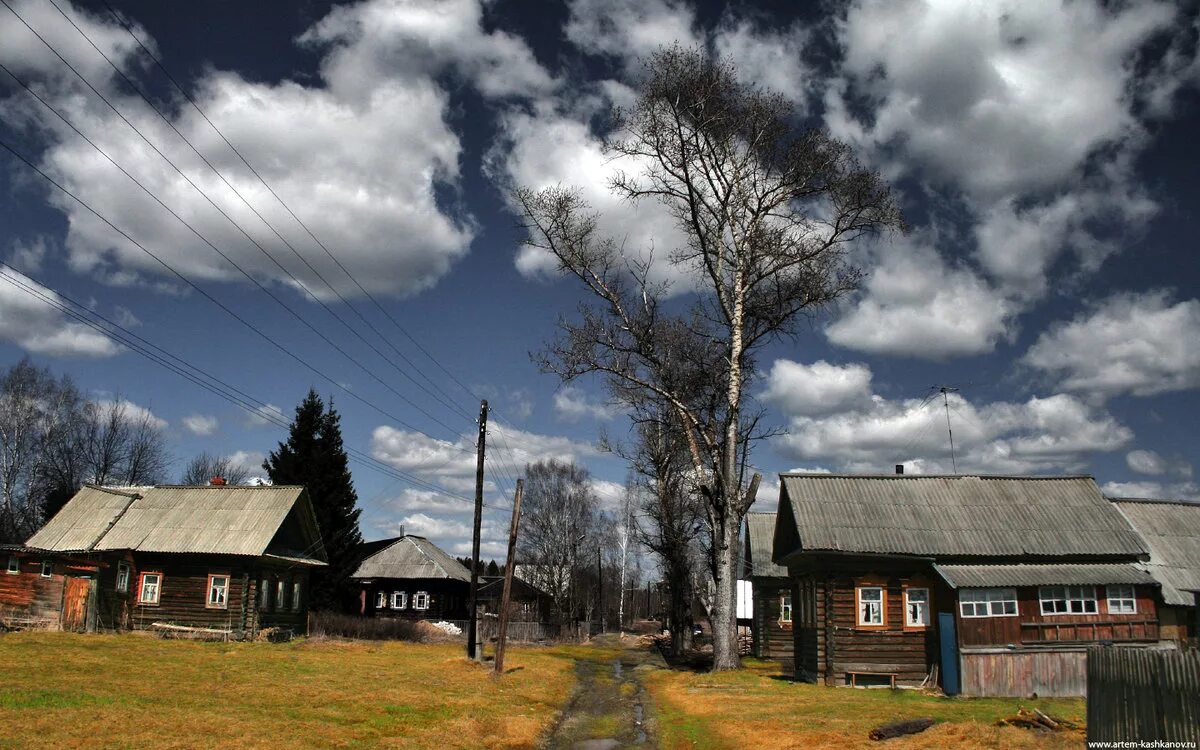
xmin=902 ymin=586 xmax=931 ymax=632
xmin=205 ymin=573 xmax=231 ymax=610
xmin=138 ymin=571 xmax=163 ymax=606
xmin=855 ymin=579 xmax=889 ymax=631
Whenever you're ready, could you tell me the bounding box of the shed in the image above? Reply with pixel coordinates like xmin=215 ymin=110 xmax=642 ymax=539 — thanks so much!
xmin=1111 ymin=498 xmax=1200 ymax=646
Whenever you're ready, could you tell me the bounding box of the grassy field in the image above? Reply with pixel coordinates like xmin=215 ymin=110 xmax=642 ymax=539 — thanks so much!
xmin=0 ymin=632 xmax=575 ymax=749
xmin=643 ymin=657 xmax=1087 ymax=750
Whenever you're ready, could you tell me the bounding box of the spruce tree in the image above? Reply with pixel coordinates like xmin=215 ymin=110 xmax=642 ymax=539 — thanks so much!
xmin=264 ymin=390 xmax=363 ymax=611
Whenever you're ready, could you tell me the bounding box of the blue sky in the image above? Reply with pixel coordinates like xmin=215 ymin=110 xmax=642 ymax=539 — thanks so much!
xmin=2 ymin=0 xmax=1199 ymax=559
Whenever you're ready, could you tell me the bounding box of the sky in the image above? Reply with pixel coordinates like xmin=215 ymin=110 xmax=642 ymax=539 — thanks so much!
xmin=1 ymin=0 xmax=1199 ymax=560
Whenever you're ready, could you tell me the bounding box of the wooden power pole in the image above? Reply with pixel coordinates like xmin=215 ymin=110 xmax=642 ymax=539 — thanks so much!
xmin=493 ymin=478 xmax=523 ymax=676
xmin=467 ymin=399 xmax=488 ymax=661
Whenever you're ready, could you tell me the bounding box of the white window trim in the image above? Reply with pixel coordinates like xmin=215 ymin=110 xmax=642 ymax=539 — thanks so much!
xmin=6 ymin=556 xmax=18 ymax=575
xmin=1038 ymin=585 xmax=1098 ymax=616
xmin=139 ymin=573 xmax=162 ymax=605
xmin=959 ymin=588 xmax=1019 ymax=618
xmin=856 ymin=586 xmax=884 ymax=626
xmin=391 ymin=591 xmax=407 ymax=610
xmin=412 ymin=591 xmax=430 ymax=611
xmin=780 ymin=593 xmax=793 ymax=624
xmin=1106 ymin=585 xmax=1137 ymax=615
xmin=904 ymin=587 xmax=930 ymax=628
xmin=207 ymin=574 xmax=229 ymax=609
xmin=376 ymin=591 xmax=387 ymax=609
xmin=40 ymin=560 xmax=52 ymax=578
xmin=116 ymin=562 xmax=130 ymax=593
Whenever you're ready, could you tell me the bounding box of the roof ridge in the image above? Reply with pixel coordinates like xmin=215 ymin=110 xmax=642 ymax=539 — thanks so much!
xmin=780 ymin=473 xmax=1093 ymax=480
xmin=1109 ymin=497 xmax=1197 ymax=507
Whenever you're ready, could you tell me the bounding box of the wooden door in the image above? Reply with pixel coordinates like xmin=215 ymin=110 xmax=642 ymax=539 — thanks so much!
xmin=61 ymin=576 xmax=90 ymax=632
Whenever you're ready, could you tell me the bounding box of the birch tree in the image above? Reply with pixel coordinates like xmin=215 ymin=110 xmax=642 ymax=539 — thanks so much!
xmin=516 ymin=46 xmax=902 ymax=669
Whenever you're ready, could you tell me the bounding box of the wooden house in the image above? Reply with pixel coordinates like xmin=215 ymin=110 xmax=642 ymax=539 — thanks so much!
xmin=1112 ymin=498 xmax=1200 ymax=647
xmin=352 ymin=535 xmax=471 ymax=621
xmin=743 ymin=512 xmax=793 ymax=667
xmin=773 ymin=473 xmax=1161 ymax=697
xmin=23 ymin=483 xmax=326 ymax=636
xmin=1 ymin=544 xmax=102 ymax=631
xmin=477 ymin=575 xmax=554 ymax=623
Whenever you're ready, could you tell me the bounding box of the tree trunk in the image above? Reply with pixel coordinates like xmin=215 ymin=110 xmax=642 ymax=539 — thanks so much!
xmin=710 ymin=517 xmax=741 ymax=670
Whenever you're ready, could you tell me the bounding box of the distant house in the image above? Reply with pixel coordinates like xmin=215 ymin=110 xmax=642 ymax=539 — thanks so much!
xmin=477 ymin=575 xmax=554 ymax=624
xmin=773 ymin=473 xmax=1161 ymax=697
xmin=1112 ymin=498 xmax=1200 ymax=647
xmin=742 ymin=512 xmax=792 ymax=667
xmin=352 ymin=536 xmax=471 ymax=621
xmin=22 ymin=482 xmax=326 ymax=636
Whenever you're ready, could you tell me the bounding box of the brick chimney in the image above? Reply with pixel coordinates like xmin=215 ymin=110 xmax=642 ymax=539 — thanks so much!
xmin=209 ymin=476 xmax=227 ymax=486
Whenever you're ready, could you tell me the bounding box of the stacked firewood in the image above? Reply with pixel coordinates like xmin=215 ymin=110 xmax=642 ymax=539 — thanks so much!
xmin=995 ymin=707 xmax=1083 ymax=733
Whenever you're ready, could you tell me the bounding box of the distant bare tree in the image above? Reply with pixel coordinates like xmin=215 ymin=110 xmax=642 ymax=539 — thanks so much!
xmin=81 ymin=399 xmax=167 ymax=487
xmin=181 ymin=452 xmax=250 ymax=486
xmin=0 ymin=360 xmax=65 ymax=541
xmin=516 ymin=46 xmax=903 ymax=669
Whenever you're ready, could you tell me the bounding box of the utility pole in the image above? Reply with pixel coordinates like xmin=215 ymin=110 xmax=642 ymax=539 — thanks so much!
xmin=493 ymin=479 xmax=523 ymax=676
xmin=938 ymin=386 xmax=959 ymax=474
xmin=467 ymin=399 xmax=487 ymax=661
xmin=597 ymin=545 xmax=603 ymax=633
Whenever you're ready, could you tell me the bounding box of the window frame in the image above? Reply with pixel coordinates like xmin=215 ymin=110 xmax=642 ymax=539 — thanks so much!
xmin=780 ymin=593 xmax=793 ymax=624
xmin=206 ymin=573 xmax=230 ymax=610
xmin=375 ymin=590 xmax=387 ymax=609
xmin=138 ymin=571 xmax=162 ymax=605
xmin=1106 ymin=584 xmax=1137 ymax=615
xmin=115 ymin=561 xmax=130 ymax=593
xmin=412 ymin=591 xmax=430 ymax=611
xmin=391 ymin=591 xmax=407 ymax=610
xmin=40 ymin=560 xmax=53 ymax=578
xmin=959 ymin=588 xmax=1018 ymax=618
xmin=5 ymin=556 xmax=18 ymax=575
xmin=1038 ymin=585 xmax=1098 ymax=616
xmin=855 ymin=584 xmax=886 ymax=629
xmin=904 ymin=587 xmax=931 ymax=630
xmin=291 ymin=581 xmax=302 ymax=612
xmin=259 ymin=578 xmax=271 ymax=611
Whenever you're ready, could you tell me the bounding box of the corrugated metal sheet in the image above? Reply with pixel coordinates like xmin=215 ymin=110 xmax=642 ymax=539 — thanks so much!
xmin=936 ymin=562 xmax=1157 ymax=588
xmin=778 ymin=474 xmax=1147 ymax=559
xmin=1112 ymin=499 xmax=1200 ymax=607
xmin=351 ymin=536 xmax=471 ymax=581
xmin=745 ymin=512 xmax=787 ymax=577
xmin=25 ymin=484 xmax=324 ymax=563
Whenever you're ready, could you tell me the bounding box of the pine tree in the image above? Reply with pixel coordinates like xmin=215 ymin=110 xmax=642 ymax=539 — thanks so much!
xmin=263 ymin=390 xmax=363 ymax=611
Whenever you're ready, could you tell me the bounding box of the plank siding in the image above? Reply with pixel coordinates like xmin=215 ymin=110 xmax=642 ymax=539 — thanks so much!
xmin=751 ymin=576 xmax=793 ymax=668
xmin=956 ymin=585 xmax=1159 ymax=647
xmin=0 ymin=554 xmax=69 ymax=627
xmin=961 ymin=649 xmax=1089 ymax=698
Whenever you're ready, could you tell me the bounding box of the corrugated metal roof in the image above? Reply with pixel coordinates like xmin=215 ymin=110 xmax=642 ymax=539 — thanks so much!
xmin=745 ymin=512 xmax=787 ymax=578
xmin=351 ymin=536 xmax=471 ymax=581
xmin=25 ymin=484 xmax=325 ymax=564
xmin=935 ymin=562 xmax=1157 ymax=589
xmin=778 ymin=474 xmax=1147 ymax=559
xmin=1112 ymin=499 xmax=1200 ymax=607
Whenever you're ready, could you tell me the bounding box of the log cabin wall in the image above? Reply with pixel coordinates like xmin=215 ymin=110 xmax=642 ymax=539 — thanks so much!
xmin=126 ymin=554 xmax=253 ymax=633
xmin=0 ymin=552 xmax=69 ymax=628
xmin=362 ymin=578 xmax=470 ymax=621
xmin=250 ymin=566 xmax=313 ymax=634
xmin=751 ymin=576 xmax=793 ymax=668
xmin=956 ymin=585 xmax=1159 ymax=647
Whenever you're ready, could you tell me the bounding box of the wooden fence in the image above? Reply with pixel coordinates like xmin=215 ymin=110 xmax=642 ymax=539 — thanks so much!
xmin=960 ymin=648 xmax=1088 ymax=697
xmin=1087 ymin=646 xmax=1200 ymax=744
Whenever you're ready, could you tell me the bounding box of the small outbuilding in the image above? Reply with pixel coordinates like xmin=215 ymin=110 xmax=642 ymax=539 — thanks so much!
xmin=353 ymin=535 xmax=471 ymax=621
xmin=743 ymin=512 xmax=793 ymax=667
xmin=1 ymin=544 xmax=101 ymax=631
xmin=23 ymin=483 xmax=327 ymax=636
xmin=1111 ymin=498 xmax=1200 ymax=647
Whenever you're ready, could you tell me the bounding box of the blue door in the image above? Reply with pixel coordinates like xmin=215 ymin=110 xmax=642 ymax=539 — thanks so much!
xmin=938 ymin=611 xmax=960 ymax=696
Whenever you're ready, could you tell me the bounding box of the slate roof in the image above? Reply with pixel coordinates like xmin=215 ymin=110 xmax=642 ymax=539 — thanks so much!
xmin=351 ymin=536 xmax=471 ymax=581
xmin=1111 ymin=499 xmax=1200 ymax=607
xmin=744 ymin=512 xmax=788 ymax=578
xmin=775 ymin=474 xmax=1147 ymax=561
xmin=935 ymin=562 xmax=1157 ymax=589
xmin=25 ymin=484 xmax=326 ymax=565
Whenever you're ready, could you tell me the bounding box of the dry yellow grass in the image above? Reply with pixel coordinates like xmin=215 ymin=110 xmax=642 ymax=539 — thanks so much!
xmin=0 ymin=632 xmax=575 ymax=749
xmin=644 ymin=658 xmax=1087 ymax=750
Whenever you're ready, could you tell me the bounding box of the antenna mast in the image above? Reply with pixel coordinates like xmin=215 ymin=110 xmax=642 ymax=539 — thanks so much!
xmin=937 ymin=386 xmax=959 ymax=474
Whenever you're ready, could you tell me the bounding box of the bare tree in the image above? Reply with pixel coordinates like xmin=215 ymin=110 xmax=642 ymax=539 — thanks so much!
xmin=80 ymin=399 xmax=168 ymax=487
xmin=0 ymin=360 xmax=59 ymax=541
xmin=180 ymin=452 xmax=250 ymax=486
xmin=516 ymin=459 xmax=600 ymax=624
xmin=516 ymin=46 xmax=903 ymax=669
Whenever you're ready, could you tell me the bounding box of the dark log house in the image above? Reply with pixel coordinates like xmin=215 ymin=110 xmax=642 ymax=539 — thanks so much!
xmin=352 ymin=535 xmax=471 ymax=621
xmin=743 ymin=512 xmax=793 ymax=668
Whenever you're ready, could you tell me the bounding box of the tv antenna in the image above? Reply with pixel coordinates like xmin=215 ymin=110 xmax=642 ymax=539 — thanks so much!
xmin=935 ymin=385 xmax=960 ymax=474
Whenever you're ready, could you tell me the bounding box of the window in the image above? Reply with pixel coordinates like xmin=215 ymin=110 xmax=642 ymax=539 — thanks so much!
xmin=259 ymin=578 xmax=271 ymax=610
xmin=6 ymin=556 xmax=17 ymax=575
xmin=857 ymin=586 xmax=884 ymax=627
xmin=292 ymin=582 xmax=302 ymax=612
xmin=376 ymin=591 xmax=387 ymax=609
xmin=959 ymin=588 xmax=1018 ymax=618
xmin=139 ymin=573 xmax=162 ymax=605
xmin=116 ymin=562 xmax=130 ymax=593
xmin=40 ymin=560 xmax=52 ymax=578
xmin=905 ymin=587 xmax=930 ymax=628
xmin=277 ymin=580 xmax=288 ymax=611
xmin=391 ymin=591 xmax=407 ymax=610
xmin=413 ymin=592 xmax=430 ymax=611
xmin=1039 ymin=586 xmax=1098 ymax=615
xmin=780 ymin=594 xmax=793 ymax=623
xmin=1107 ymin=585 xmax=1137 ymax=615
xmin=207 ymin=574 xmax=229 ymax=609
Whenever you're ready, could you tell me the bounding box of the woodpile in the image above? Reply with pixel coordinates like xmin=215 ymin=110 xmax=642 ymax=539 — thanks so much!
xmin=868 ymin=718 xmax=935 ymax=740
xmin=995 ymin=707 xmax=1082 ymax=733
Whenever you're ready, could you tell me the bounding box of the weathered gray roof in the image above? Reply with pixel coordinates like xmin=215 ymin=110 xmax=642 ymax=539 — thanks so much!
xmin=935 ymin=562 xmax=1157 ymax=589
xmin=26 ymin=484 xmax=325 ymax=564
xmin=1112 ymin=499 xmax=1200 ymax=607
xmin=745 ymin=512 xmax=787 ymax=578
xmin=776 ymin=474 xmax=1147 ymax=561
xmin=351 ymin=536 xmax=471 ymax=581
